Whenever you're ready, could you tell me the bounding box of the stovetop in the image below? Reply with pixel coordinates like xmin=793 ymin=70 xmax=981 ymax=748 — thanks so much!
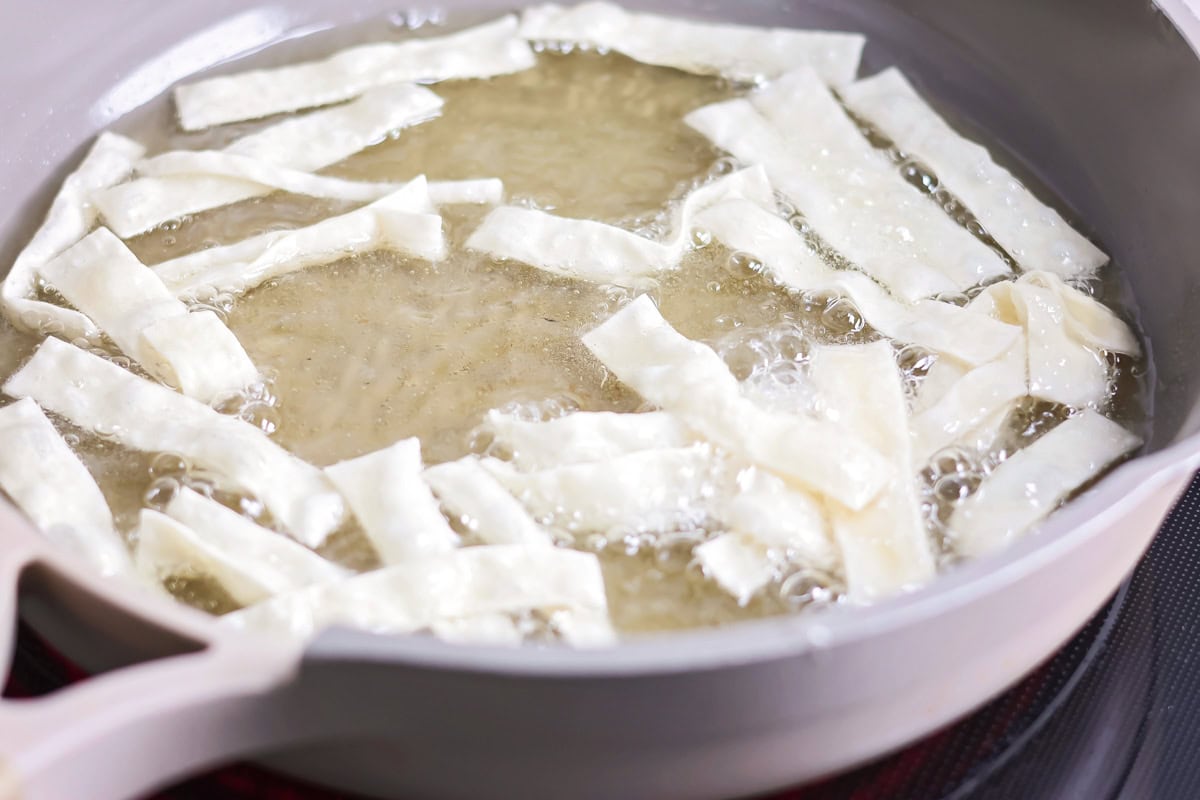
xmin=10 ymin=474 xmax=1200 ymax=799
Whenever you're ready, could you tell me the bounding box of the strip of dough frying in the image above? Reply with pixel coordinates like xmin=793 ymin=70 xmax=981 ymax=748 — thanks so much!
xmin=809 ymin=342 xmax=935 ymax=602
xmin=582 ymin=295 xmax=890 ymax=510
xmin=427 ymin=610 xmax=615 ymax=647
xmin=152 ymin=179 xmax=445 ymax=301
xmin=686 ymin=73 xmax=1010 ymax=301
xmin=427 ymin=613 xmax=524 ymax=646
xmin=479 ymin=445 xmax=718 ymax=535
xmin=520 ymin=2 xmax=865 ymax=86
xmin=324 ymin=439 xmax=459 ymax=564
xmin=136 ymin=490 xmax=349 ymax=605
xmin=3 ymin=132 xmax=145 ymax=340
xmin=465 ymin=166 xmax=775 ymax=285
xmin=38 ymin=229 xmax=258 ymax=403
xmin=427 ymin=179 xmax=506 ymax=206
xmin=174 ymin=16 xmax=535 ymax=131
xmin=3 ymin=338 xmax=345 ymax=548
xmin=482 ymin=410 xmax=692 ymax=470
xmin=221 ymin=544 xmax=610 ymax=639
xmin=424 ymin=456 xmax=555 ymax=547
xmin=0 ymin=398 xmax=131 ymax=577
xmin=139 ymin=150 xmax=505 ymax=207
xmin=698 ymin=468 xmax=837 ymax=604
xmin=949 ymin=410 xmax=1141 ymax=557
xmin=96 ymin=85 xmax=444 ymax=237
xmin=909 ymin=342 xmax=1028 ymax=467
xmin=842 ymin=68 xmax=1108 ymax=278
xmin=970 ymin=272 xmax=1139 ymax=408
xmin=693 ymin=199 xmax=1021 ymax=366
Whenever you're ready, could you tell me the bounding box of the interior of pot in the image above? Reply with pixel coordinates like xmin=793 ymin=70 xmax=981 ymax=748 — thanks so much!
xmin=4 ymin=0 xmax=1198 ymax=454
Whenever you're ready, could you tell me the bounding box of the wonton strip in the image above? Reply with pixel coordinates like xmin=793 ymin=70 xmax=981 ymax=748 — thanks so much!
xmin=699 ymin=468 xmax=837 ymax=604
xmin=686 ymin=75 xmax=1010 ymax=301
xmin=96 ymin=85 xmax=443 ymax=237
xmin=139 ymin=151 xmax=394 ymax=203
xmin=480 ymin=446 xmax=717 ymax=535
xmin=152 ymin=180 xmax=445 ymax=301
xmin=693 ymin=199 xmax=1021 ymax=366
xmin=324 ymin=439 xmax=459 ymax=564
xmin=140 ymin=150 xmax=506 ymax=207
xmin=431 ymin=609 xmax=615 ymax=647
xmin=810 ymin=342 xmax=935 ymax=602
xmin=0 ymin=398 xmax=130 ymax=577
xmin=428 ymin=179 xmax=506 ymax=206
xmin=3 ymin=338 xmax=345 ymax=547
xmin=970 ymin=272 xmax=1139 ymax=408
xmin=221 ymin=544 xmax=610 ymax=639
xmin=582 ymin=296 xmax=890 ymax=510
xmin=550 ymin=608 xmax=619 ymax=647
xmin=912 ymin=357 xmax=969 ymax=415
xmin=175 ymin=16 xmax=535 ymax=131
xmin=949 ymin=411 xmax=1141 ymax=557
xmin=137 ymin=490 xmax=348 ymax=605
xmin=695 ymin=535 xmax=776 ymax=606
xmin=842 ymin=68 xmax=1108 ymax=278
xmin=910 ymin=342 xmax=1028 ymax=467
xmin=428 ymin=614 xmax=524 ymax=646
xmin=465 ymin=166 xmax=774 ymax=285
xmin=4 ymin=133 xmax=145 ymax=340
xmin=483 ymin=409 xmax=692 ymax=470
xmin=520 ymin=2 xmax=865 ymax=86
xmin=39 ymin=229 xmax=258 ymax=403
xmin=424 ymin=456 xmax=555 ymax=548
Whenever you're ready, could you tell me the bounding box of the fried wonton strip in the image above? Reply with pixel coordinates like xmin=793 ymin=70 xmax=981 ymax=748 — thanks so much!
xmin=152 ymin=180 xmax=445 ymax=301
xmin=810 ymin=342 xmax=935 ymax=602
xmin=842 ymin=68 xmax=1108 ymax=278
xmin=3 ymin=338 xmax=345 ymax=547
xmin=912 ymin=356 xmax=969 ymax=415
xmin=949 ymin=411 xmax=1141 ymax=557
xmin=970 ymin=272 xmax=1139 ymax=408
xmin=482 ymin=410 xmax=692 ymax=470
xmin=465 ymin=166 xmax=774 ymax=285
xmin=428 ymin=614 xmax=525 ymax=646
xmin=38 ymin=229 xmax=258 ymax=403
xmin=4 ymin=132 xmax=145 ymax=339
xmin=174 ymin=16 xmax=535 ymax=131
xmin=551 ymin=608 xmax=619 ymax=647
xmin=695 ymin=535 xmax=776 ymax=606
xmin=686 ymin=74 xmax=1011 ymax=301
xmin=427 ymin=179 xmax=506 ymax=206
xmin=139 ymin=150 xmax=506 ymax=207
xmin=698 ymin=468 xmax=837 ymax=604
xmin=221 ymin=545 xmax=610 ymax=640
xmin=96 ymin=85 xmax=444 ymax=237
xmin=520 ymin=2 xmax=865 ymax=86
xmin=479 ymin=445 xmax=717 ymax=535
xmin=324 ymin=439 xmax=459 ymax=564
xmin=423 ymin=457 xmax=555 ymax=548
xmin=910 ymin=342 xmax=1028 ymax=467
xmin=693 ymin=199 xmax=1021 ymax=366
xmin=431 ymin=608 xmax=617 ymax=647
xmin=582 ymin=295 xmax=890 ymax=510
xmin=0 ymin=398 xmax=130 ymax=577
xmin=136 ymin=490 xmax=349 ymax=605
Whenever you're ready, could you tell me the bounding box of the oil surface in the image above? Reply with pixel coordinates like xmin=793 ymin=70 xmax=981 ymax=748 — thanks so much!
xmin=0 ymin=24 xmax=1151 ymax=636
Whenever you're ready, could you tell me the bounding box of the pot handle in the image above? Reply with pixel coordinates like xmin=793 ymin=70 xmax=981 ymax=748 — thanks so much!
xmin=0 ymin=531 xmax=308 ymax=800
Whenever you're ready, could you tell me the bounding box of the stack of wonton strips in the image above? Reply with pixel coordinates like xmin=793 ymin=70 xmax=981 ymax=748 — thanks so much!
xmin=0 ymin=5 xmax=1142 ymax=646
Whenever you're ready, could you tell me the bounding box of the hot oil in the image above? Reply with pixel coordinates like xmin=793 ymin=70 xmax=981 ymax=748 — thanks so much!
xmin=0 ymin=34 xmax=1153 ymax=634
